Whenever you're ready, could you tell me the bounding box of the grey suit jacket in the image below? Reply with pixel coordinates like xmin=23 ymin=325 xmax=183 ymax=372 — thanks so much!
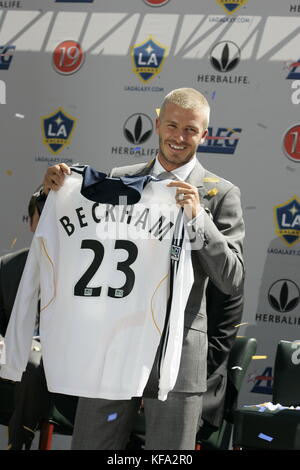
xmin=200 ymin=283 xmax=244 ymax=430
xmin=110 ymin=158 xmax=245 ymax=394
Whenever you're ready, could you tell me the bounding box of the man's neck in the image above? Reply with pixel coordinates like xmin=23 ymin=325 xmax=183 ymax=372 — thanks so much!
xmin=156 ymin=155 xmax=190 ymax=172
xmin=154 ymin=154 xmax=197 ymax=180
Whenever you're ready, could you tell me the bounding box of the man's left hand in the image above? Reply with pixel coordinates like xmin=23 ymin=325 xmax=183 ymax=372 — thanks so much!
xmin=167 ymin=181 xmax=201 ymax=220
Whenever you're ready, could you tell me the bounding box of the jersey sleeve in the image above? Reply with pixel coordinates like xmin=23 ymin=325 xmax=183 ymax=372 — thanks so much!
xmin=0 ymin=192 xmax=56 ymax=381
xmin=0 ymin=237 xmax=41 ymax=381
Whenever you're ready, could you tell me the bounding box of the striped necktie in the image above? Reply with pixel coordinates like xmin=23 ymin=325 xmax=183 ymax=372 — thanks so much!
xmin=156 ymin=171 xmax=177 ymax=180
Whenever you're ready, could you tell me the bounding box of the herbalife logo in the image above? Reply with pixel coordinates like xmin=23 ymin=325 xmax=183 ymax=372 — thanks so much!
xmin=123 ymin=113 xmax=153 ymax=145
xmin=199 ymin=40 xmax=247 ymax=85
xmin=268 ymin=279 xmax=300 ymax=313
xmin=112 ymin=113 xmax=157 ymax=158
xmin=209 ymin=41 xmax=240 ymax=72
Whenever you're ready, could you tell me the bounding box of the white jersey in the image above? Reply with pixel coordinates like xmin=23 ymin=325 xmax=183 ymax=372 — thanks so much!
xmin=0 ymin=171 xmax=193 ymax=401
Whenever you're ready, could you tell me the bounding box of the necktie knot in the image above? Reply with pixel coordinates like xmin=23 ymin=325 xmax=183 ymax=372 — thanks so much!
xmin=156 ymin=171 xmax=177 ymax=181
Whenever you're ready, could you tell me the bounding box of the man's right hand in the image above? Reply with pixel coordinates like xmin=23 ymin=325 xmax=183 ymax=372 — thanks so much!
xmin=42 ymin=163 xmax=71 ymax=195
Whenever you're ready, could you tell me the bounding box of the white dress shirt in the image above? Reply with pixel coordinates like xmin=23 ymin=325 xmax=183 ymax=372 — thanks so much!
xmin=152 ymin=155 xmax=197 ymax=182
xmin=152 ymin=156 xmax=205 ymax=246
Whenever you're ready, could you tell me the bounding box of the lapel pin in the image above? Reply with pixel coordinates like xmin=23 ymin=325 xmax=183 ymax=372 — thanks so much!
xmin=203 ymin=177 xmax=220 ymax=183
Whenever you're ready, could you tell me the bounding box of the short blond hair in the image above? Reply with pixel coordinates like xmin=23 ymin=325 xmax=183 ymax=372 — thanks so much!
xmin=160 ymin=87 xmax=210 ymax=129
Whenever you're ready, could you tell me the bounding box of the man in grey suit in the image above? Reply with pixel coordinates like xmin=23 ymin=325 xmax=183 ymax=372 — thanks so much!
xmin=40 ymin=87 xmax=245 ymax=450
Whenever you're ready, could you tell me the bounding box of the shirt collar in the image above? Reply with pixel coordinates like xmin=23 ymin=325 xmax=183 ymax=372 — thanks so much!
xmin=152 ymin=155 xmax=197 ymax=181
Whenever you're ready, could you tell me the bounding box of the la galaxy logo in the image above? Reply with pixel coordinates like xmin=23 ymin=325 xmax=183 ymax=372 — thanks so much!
xmin=216 ymin=0 xmax=248 ymax=15
xmin=131 ymin=37 xmax=167 ymax=83
xmin=274 ymin=196 xmax=300 ymax=246
xmin=41 ymin=108 xmax=76 ymax=154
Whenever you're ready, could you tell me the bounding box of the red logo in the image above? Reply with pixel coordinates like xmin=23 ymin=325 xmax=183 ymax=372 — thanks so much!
xmin=143 ymin=0 xmax=170 ymax=6
xmin=52 ymin=40 xmax=84 ymax=75
xmin=283 ymin=124 xmax=300 ymax=163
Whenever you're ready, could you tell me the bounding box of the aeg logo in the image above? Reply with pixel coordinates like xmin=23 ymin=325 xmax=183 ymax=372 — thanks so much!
xmin=197 ymin=127 xmax=242 ymax=154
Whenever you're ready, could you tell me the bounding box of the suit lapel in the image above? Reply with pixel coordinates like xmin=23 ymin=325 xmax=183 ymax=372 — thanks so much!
xmin=134 ymin=159 xmax=156 ymax=176
xmin=121 ymin=158 xmax=208 ymax=200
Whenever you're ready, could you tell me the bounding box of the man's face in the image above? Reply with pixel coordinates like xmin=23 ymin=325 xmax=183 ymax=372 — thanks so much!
xmin=155 ymin=102 xmax=208 ymax=171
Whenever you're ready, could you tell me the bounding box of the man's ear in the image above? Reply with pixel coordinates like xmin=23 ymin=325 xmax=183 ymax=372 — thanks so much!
xmin=155 ymin=117 xmax=160 ymax=135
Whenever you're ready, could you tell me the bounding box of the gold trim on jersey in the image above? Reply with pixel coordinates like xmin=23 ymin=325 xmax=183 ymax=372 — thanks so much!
xmin=40 ymin=239 xmax=56 ymax=311
xmin=151 ymin=272 xmax=169 ymax=335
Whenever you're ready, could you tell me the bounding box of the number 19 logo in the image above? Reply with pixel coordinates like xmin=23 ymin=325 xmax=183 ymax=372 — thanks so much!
xmin=283 ymin=124 xmax=300 ymax=163
xmin=52 ymin=40 xmax=85 ymax=75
